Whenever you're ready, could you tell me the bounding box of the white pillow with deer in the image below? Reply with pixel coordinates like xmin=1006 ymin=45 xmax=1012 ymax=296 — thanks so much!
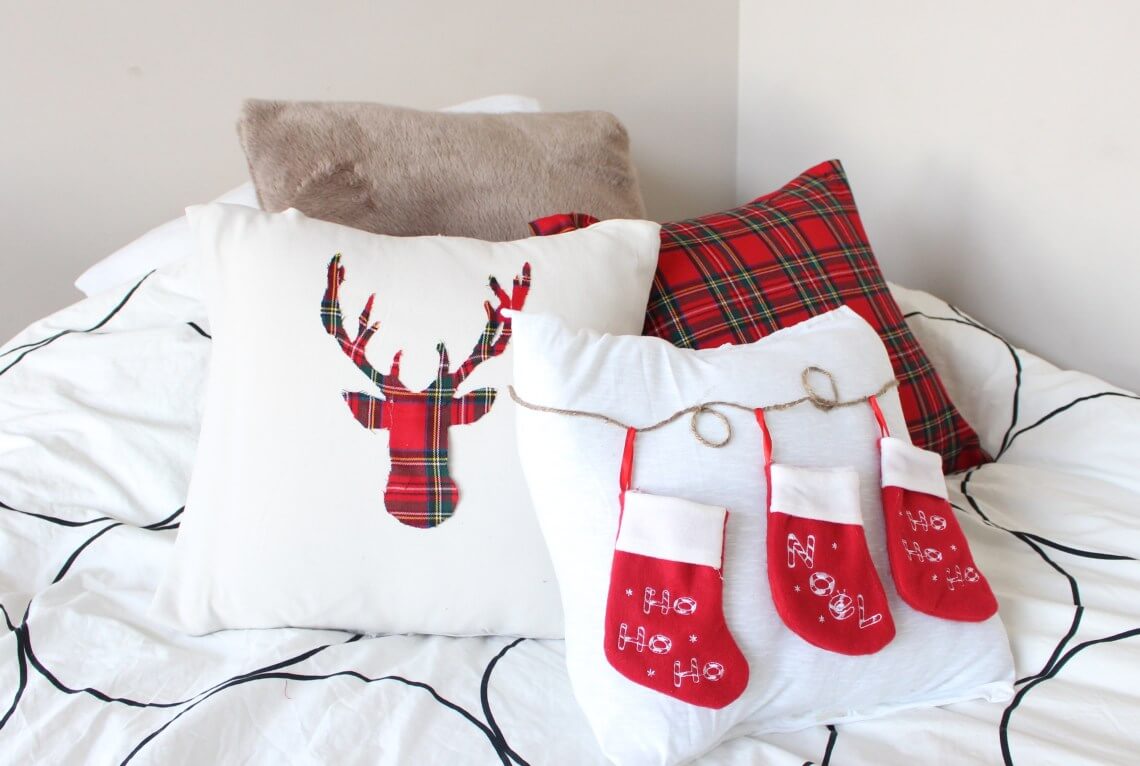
xmin=149 ymin=203 xmax=660 ymax=637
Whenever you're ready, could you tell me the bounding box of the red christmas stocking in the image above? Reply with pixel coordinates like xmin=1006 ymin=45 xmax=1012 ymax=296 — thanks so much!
xmin=603 ymin=428 xmax=749 ymax=709
xmin=757 ymin=409 xmax=895 ymax=656
xmin=869 ymin=397 xmax=998 ymax=622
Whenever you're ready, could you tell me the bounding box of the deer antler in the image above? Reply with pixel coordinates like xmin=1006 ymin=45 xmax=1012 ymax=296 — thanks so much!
xmin=322 ymin=255 xmax=387 ymax=387
xmin=452 ymin=262 xmax=532 ymax=384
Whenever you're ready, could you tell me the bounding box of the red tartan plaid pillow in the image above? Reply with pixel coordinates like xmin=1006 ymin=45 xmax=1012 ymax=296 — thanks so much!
xmin=530 ymin=160 xmax=989 ymax=473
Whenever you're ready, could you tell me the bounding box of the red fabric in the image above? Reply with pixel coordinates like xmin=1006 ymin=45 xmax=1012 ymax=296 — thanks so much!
xmin=529 ymin=160 xmax=990 ymax=474
xmin=603 ymin=430 xmax=748 ymax=709
xmin=868 ymin=394 xmax=890 ymax=438
xmin=618 ymin=426 xmax=637 ymax=509
xmin=528 ymin=212 xmax=599 ymax=236
xmin=873 ymin=399 xmax=998 ymax=622
xmin=766 ymin=510 xmax=896 ymax=655
xmin=758 ymin=409 xmax=896 ymax=656
xmin=880 ymin=485 xmax=998 ymax=622
xmin=322 ymin=256 xmax=531 ymax=528
xmin=344 ymin=383 xmax=496 ymax=527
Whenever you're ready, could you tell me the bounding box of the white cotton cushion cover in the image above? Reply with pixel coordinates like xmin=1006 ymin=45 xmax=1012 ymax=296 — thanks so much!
xmin=149 ymin=204 xmax=659 ymax=638
xmin=74 ymin=95 xmax=542 ymax=296
xmin=511 ymin=307 xmax=1014 ymax=765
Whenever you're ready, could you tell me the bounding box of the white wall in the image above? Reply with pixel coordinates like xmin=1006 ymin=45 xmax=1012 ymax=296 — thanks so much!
xmin=0 ymin=0 xmax=739 ymax=341
xmin=738 ymin=1 xmax=1140 ymax=392
xmin=7 ymin=2 xmax=1138 ymax=392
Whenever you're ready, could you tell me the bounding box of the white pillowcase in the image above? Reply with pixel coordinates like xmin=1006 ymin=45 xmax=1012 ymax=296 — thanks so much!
xmin=74 ymin=183 xmax=259 ymax=296
xmin=149 ymin=204 xmax=659 ymax=638
xmin=440 ymin=93 xmax=542 ymax=113
xmin=511 ymin=308 xmax=1014 ymax=765
xmin=74 ymin=94 xmax=543 ymax=297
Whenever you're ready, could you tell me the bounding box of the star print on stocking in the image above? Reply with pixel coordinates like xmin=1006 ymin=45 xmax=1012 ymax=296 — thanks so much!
xmin=757 ymin=409 xmax=895 ymax=656
xmin=869 ymin=398 xmax=998 ymax=622
xmin=603 ymin=429 xmax=749 ymax=709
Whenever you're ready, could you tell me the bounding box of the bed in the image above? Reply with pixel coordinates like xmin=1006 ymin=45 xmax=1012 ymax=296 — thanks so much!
xmin=2 ymin=256 xmax=1137 ymax=764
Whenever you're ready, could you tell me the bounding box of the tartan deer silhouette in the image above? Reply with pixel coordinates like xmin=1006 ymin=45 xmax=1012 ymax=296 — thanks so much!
xmin=321 ymin=254 xmax=532 ymax=528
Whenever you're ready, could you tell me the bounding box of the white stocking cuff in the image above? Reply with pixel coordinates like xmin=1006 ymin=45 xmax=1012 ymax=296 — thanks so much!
xmin=616 ymin=491 xmax=727 ymax=568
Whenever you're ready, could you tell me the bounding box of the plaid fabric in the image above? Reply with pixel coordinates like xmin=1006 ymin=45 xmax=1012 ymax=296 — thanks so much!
xmin=529 ymin=161 xmax=988 ymax=473
xmin=343 ymin=382 xmax=496 ymax=528
xmin=529 ymin=212 xmax=600 ymax=236
xmin=323 ymin=255 xmax=531 ymax=528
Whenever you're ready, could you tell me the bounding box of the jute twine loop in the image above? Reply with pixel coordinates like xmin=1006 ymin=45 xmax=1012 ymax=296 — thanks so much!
xmin=507 ymin=365 xmax=897 ymax=449
xmin=690 ymin=405 xmax=731 ymax=448
xmin=801 ymin=365 xmax=841 ymax=411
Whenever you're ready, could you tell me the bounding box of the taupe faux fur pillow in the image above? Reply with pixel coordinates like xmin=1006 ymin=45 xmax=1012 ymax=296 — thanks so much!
xmin=238 ymin=99 xmax=645 ymax=240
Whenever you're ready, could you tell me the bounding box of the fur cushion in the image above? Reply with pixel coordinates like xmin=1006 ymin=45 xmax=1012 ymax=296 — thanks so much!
xmin=238 ymin=99 xmax=646 ymax=240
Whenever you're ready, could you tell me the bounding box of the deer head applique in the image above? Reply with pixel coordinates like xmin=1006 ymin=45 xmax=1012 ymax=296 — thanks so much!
xmin=321 ymin=254 xmax=532 ymax=528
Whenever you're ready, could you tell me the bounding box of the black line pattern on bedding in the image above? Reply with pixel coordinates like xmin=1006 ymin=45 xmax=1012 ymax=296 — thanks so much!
xmin=998 ymin=626 xmax=1140 ymax=766
xmin=821 ymin=724 xmax=838 ymax=765
xmin=12 ymin=604 xmax=528 ymax=763
xmin=1015 ymin=532 xmax=1135 ymax=562
xmin=186 ymin=321 xmax=211 ymax=339
xmin=0 ymin=271 xmax=154 ymax=377
xmin=0 ymin=499 xmax=181 ymax=536
xmin=1001 ymin=391 xmax=1140 ymax=455
xmin=0 ymin=497 xmax=530 ymax=764
xmin=962 ymin=475 xmax=1140 ymax=764
xmin=0 ymin=498 xmax=112 ymax=527
xmin=22 ymin=618 xmax=360 ymax=710
xmin=907 ymin=304 xmax=1140 ymax=765
xmin=120 ymin=662 xmax=518 ymax=766
xmin=903 ymin=309 xmax=1023 ymax=457
xmin=123 ymin=635 xmax=532 ymax=766
xmin=50 ymin=522 xmax=122 ymax=583
xmin=41 ymin=509 xmax=183 ymax=594
xmin=479 ymin=637 xmax=531 ymax=765
xmin=957 ymin=479 xmax=1086 ymax=687
xmin=797 ymin=723 xmax=840 ymax=766
xmin=0 ymin=603 xmax=28 ymax=732
xmin=948 ymin=499 xmax=1134 ymax=564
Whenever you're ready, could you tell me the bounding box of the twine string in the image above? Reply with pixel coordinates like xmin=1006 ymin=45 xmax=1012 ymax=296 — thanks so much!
xmin=507 ymin=366 xmax=898 ymax=448
xmin=690 ymin=405 xmax=731 ymax=448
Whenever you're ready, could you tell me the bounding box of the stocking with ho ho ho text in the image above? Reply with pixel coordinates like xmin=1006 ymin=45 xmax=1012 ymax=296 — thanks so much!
xmin=869 ymin=396 xmax=998 ymax=622
xmin=603 ymin=428 xmax=749 ymax=709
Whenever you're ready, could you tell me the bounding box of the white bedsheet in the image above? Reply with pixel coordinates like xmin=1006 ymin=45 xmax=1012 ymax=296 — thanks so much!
xmin=1 ymin=263 xmax=1137 ymax=764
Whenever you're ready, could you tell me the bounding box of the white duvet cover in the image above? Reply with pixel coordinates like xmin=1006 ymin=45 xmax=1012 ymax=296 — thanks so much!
xmin=1 ymin=261 xmax=1138 ymax=765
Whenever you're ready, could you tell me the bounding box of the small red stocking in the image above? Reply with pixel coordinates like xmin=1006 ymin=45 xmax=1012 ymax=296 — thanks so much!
xmin=757 ymin=409 xmax=895 ymax=656
xmin=603 ymin=429 xmax=749 ymax=709
xmin=869 ymin=397 xmax=998 ymax=622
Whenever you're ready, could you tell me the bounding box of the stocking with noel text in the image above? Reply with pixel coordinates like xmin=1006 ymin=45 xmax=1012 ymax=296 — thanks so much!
xmin=869 ymin=397 xmax=998 ymax=622
xmin=603 ymin=428 xmax=749 ymax=709
xmin=757 ymin=409 xmax=896 ymax=655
